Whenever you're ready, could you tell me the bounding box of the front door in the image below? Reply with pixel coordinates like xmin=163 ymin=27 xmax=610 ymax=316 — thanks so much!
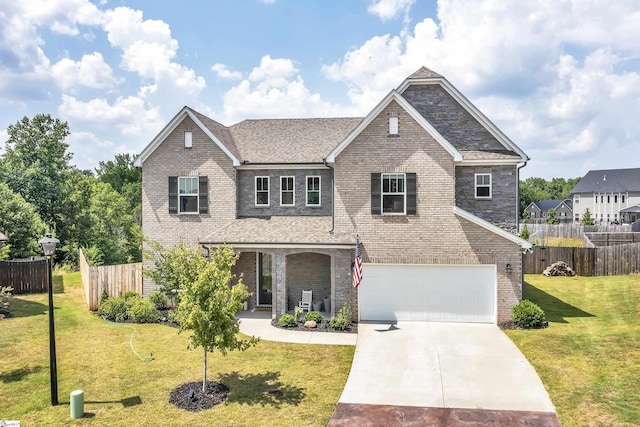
xmin=257 ymin=253 xmax=272 ymax=306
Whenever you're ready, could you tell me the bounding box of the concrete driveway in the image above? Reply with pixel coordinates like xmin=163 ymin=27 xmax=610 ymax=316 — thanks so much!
xmin=330 ymin=322 xmax=560 ymax=426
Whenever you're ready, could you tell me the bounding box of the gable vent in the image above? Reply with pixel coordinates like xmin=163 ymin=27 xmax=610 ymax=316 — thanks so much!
xmin=184 ymin=131 xmax=193 ymax=148
xmin=389 ymin=117 xmax=399 ymax=135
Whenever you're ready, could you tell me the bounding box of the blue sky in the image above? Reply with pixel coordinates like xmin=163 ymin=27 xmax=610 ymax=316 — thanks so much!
xmin=1 ymin=0 xmax=639 ymax=179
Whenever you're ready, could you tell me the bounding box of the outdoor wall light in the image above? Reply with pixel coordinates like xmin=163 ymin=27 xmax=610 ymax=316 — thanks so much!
xmin=506 ymin=263 xmax=512 ymax=274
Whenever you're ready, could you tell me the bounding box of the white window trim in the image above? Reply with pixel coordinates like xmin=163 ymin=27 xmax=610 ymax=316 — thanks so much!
xmin=474 ymin=173 xmax=492 ymax=199
xmin=280 ymin=176 xmax=295 ymax=206
xmin=306 ymin=176 xmax=321 ymax=206
xmin=574 ymin=195 xmax=580 ymax=204
xmin=178 ymin=176 xmax=199 ymax=214
xmin=381 ymin=173 xmax=406 ymax=215
xmin=255 ymin=176 xmax=270 ymax=207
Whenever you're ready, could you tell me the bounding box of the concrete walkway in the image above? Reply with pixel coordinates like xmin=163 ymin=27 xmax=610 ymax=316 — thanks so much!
xmin=237 ymin=310 xmax=357 ymax=346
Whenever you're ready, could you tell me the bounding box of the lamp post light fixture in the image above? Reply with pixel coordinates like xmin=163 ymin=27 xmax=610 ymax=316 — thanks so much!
xmin=39 ymin=233 xmax=60 ymax=406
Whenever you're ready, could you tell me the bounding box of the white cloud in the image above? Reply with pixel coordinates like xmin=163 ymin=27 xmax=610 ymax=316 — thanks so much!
xmin=58 ymin=94 xmax=163 ymax=136
xmin=367 ymin=0 xmax=415 ymax=21
xmin=218 ymin=55 xmax=346 ymax=123
xmin=51 ymin=52 xmax=120 ymax=90
xmin=102 ymin=7 xmax=205 ymax=95
xmin=211 ymin=63 xmax=242 ymax=80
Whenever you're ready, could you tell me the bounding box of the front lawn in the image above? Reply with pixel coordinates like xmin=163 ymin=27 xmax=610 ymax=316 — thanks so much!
xmin=505 ymin=274 xmax=640 ymax=427
xmin=0 ymin=273 xmax=354 ymax=426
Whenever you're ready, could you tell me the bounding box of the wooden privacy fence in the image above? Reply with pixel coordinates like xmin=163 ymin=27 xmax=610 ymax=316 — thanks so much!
xmin=520 ymin=223 xmax=632 ymax=239
xmin=524 ymin=247 xmax=597 ymax=276
xmin=79 ymin=249 xmax=142 ymax=311
xmin=0 ymin=257 xmax=48 ymax=294
xmin=523 ymin=244 xmax=640 ymax=276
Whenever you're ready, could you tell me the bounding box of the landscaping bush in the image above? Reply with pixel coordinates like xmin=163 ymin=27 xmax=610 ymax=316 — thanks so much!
xmin=329 ymin=302 xmax=352 ymax=331
xmin=0 ymin=286 xmax=13 ymax=319
xmin=127 ymin=297 xmax=160 ymax=323
xmin=123 ymin=291 xmax=139 ymax=300
xmin=278 ymin=313 xmax=297 ymax=328
xmin=512 ymin=300 xmax=547 ymax=329
xmin=149 ymin=291 xmax=168 ymax=310
xmin=305 ymin=311 xmax=323 ymax=322
xmin=97 ymin=296 xmax=128 ymax=322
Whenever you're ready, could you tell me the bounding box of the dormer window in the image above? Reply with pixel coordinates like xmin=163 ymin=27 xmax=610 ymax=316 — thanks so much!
xmin=475 ymin=173 xmax=492 ymax=199
xmin=389 ymin=117 xmax=399 ymax=135
xmin=184 ymin=131 xmax=193 ymax=148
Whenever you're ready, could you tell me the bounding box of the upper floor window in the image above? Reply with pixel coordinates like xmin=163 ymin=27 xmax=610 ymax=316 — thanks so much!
xmin=306 ymin=176 xmax=321 ymax=206
xmin=600 ymin=195 xmax=604 ymax=203
xmin=574 ymin=195 xmax=580 ymax=204
xmin=280 ymin=176 xmax=295 ymax=206
xmin=371 ymin=172 xmax=416 ymax=215
xmin=614 ymin=194 xmax=618 ymax=203
xmin=607 ymin=195 xmax=611 ymax=203
xmin=382 ymin=173 xmax=406 ymax=214
xmin=168 ymin=176 xmax=208 ymax=214
xmin=622 ymin=194 xmax=626 ymax=203
xmin=255 ymin=176 xmax=269 ymax=206
xmin=475 ymin=173 xmax=492 ymax=199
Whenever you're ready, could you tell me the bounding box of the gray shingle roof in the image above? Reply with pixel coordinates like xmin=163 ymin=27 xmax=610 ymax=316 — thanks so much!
xmin=571 ymin=168 xmax=640 ymax=193
xmin=201 ymin=216 xmax=354 ymax=245
xmin=534 ymin=199 xmax=570 ymax=211
xmin=460 ymin=150 xmax=521 ymax=161
xmin=229 ymin=118 xmax=363 ymax=163
xmin=407 ymin=66 xmax=443 ymax=79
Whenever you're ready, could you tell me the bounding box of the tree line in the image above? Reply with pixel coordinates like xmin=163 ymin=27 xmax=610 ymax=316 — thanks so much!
xmin=0 ymin=114 xmax=141 ymax=267
xmin=519 ymin=176 xmax=582 ymax=217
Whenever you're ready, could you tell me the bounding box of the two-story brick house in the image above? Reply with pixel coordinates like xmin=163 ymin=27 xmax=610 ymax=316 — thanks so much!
xmin=571 ymin=168 xmax=640 ymax=224
xmin=135 ymin=67 xmax=531 ymax=324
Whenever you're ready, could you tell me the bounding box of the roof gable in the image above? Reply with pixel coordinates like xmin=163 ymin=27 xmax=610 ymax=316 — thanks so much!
xmin=571 ymin=168 xmax=640 ymax=193
xmin=134 ymin=106 xmax=240 ymax=167
xmin=325 ymin=90 xmax=463 ymax=163
xmin=454 ymin=207 xmax=532 ymax=250
xmin=397 ymin=69 xmax=528 ymax=162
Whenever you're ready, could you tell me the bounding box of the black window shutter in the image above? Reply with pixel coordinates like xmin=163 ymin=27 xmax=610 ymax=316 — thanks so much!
xmin=168 ymin=176 xmax=178 ymax=213
xmin=199 ymin=176 xmax=208 ymax=214
xmin=371 ymin=173 xmax=381 ymax=214
xmin=407 ymin=173 xmax=417 ymax=215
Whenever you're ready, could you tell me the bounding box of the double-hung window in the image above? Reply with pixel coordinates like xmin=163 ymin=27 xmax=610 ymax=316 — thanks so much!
xmin=306 ymin=176 xmax=321 ymax=206
xmin=280 ymin=176 xmax=295 ymax=206
xmin=168 ymin=176 xmax=208 ymax=214
xmin=255 ymin=176 xmax=269 ymax=206
xmin=382 ymin=173 xmax=406 ymax=214
xmin=475 ymin=173 xmax=491 ymax=199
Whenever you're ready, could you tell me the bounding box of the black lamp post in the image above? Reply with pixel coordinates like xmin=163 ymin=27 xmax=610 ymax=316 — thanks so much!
xmin=39 ymin=233 xmax=60 ymax=406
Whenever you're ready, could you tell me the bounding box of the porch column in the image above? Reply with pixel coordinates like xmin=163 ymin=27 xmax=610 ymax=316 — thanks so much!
xmin=273 ymin=249 xmax=287 ymax=318
xmin=330 ymin=254 xmax=336 ymax=318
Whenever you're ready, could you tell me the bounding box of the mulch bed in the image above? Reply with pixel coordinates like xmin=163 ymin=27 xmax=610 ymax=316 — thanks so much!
xmin=169 ymin=381 xmax=229 ymax=412
xmin=271 ymin=319 xmax=357 ymax=333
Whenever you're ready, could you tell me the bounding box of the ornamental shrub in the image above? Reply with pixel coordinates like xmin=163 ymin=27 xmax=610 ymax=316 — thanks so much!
xmin=305 ymin=311 xmax=323 ymax=323
xmin=512 ymin=300 xmax=547 ymax=329
xmin=127 ymin=297 xmax=160 ymax=323
xmin=149 ymin=291 xmax=168 ymax=310
xmin=330 ymin=302 xmax=352 ymax=331
xmin=278 ymin=313 xmax=297 ymax=327
xmin=98 ymin=296 xmax=128 ymax=322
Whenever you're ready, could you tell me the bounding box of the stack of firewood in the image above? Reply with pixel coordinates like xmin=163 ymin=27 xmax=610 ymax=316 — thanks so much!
xmin=543 ymin=261 xmax=576 ymax=277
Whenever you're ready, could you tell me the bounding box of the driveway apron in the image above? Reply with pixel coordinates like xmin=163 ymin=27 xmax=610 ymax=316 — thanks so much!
xmin=331 ymin=322 xmax=559 ymax=426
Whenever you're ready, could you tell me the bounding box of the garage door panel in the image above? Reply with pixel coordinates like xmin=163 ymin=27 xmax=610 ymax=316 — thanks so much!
xmin=359 ymin=264 xmax=496 ymax=323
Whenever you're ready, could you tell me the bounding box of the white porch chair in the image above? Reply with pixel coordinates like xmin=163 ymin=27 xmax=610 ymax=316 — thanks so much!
xmin=298 ymin=290 xmax=312 ymax=312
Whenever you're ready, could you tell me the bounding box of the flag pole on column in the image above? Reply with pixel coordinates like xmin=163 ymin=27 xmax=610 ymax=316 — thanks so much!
xmin=352 ymin=236 xmax=362 ymax=288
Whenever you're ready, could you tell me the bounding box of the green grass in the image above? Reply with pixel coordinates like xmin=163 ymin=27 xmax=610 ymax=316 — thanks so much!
xmin=532 ymin=236 xmax=584 ymax=247
xmin=0 ymin=273 xmax=354 ymax=426
xmin=505 ymin=274 xmax=640 ymax=427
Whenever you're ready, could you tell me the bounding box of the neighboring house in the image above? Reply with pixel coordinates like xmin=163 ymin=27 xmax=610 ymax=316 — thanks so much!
xmin=0 ymin=232 xmax=7 ymax=242
xmin=523 ymin=199 xmax=573 ymax=223
xmin=571 ymin=168 xmax=640 ymax=224
xmin=134 ymin=67 xmax=531 ymax=324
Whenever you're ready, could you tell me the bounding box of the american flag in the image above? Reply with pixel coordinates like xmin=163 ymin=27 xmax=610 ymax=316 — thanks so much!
xmin=352 ymin=238 xmax=363 ymax=288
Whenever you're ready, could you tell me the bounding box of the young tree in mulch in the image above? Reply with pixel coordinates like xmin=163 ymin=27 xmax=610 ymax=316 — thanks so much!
xmin=149 ymin=242 xmax=259 ymax=411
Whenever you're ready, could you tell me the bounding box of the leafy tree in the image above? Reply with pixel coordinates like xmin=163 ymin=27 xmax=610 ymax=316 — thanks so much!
xmin=0 ymin=183 xmax=47 ymax=258
xmin=0 ymin=243 xmax=9 ymax=261
xmin=147 ymin=242 xmax=258 ymax=392
xmin=0 ymin=115 xmax=72 ymax=232
xmin=519 ymin=176 xmax=582 ymax=217
xmin=520 ymin=223 xmax=530 ymax=240
xmin=95 ymin=153 xmax=142 ymax=225
xmin=546 ymin=208 xmax=559 ymax=224
xmin=582 ymin=208 xmax=595 ymax=226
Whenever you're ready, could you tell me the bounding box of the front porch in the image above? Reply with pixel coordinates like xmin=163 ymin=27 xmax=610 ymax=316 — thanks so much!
xmin=231 ymin=248 xmax=353 ymax=320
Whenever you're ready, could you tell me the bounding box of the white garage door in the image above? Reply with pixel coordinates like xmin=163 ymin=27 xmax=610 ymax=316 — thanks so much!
xmin=358 ymin=264 xmax=496 ymax=323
